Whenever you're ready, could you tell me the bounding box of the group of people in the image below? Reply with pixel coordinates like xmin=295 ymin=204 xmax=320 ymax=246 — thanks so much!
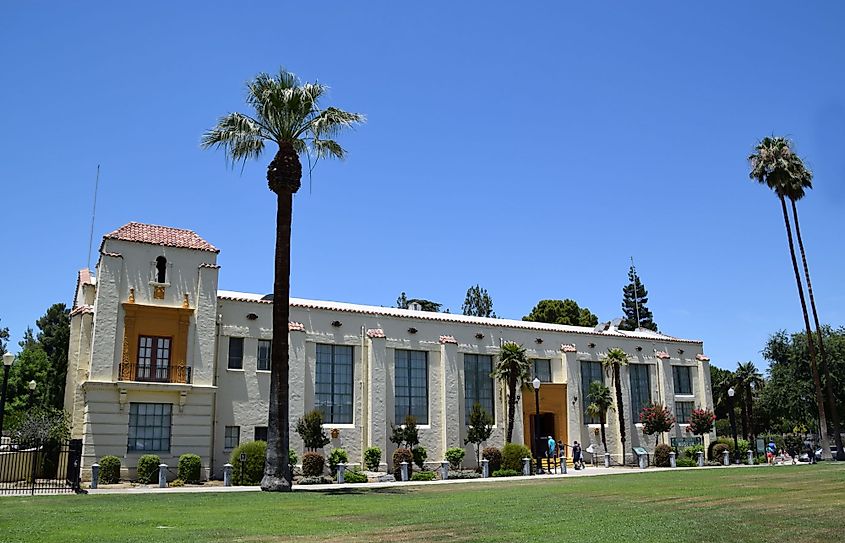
xmin=544 ymin=436 xmax=587 ymax=470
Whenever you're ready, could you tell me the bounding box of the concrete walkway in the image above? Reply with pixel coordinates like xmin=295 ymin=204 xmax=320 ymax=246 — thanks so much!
xmin=82 ymin=462 xmax=807 ymax=496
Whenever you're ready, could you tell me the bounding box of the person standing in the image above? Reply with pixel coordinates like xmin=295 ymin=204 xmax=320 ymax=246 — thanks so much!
xmin=572 ymin=441 xmax=583 ymax=470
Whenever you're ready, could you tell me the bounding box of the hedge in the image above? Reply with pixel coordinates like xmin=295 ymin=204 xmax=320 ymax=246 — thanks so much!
xmin=178 ymin=453 xmax=202 ymax=484
xmin=231 ymin=440 xmax=266 ymax=485
xmin=136 ymin=454 xmax=161 ymax=484
xmin=98 ymin=456 xmax=121 ymax=484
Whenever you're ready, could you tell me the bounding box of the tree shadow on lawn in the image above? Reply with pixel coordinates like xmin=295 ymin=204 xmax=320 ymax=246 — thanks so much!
xmin=316 ymin=487 xmax=411 ymax=496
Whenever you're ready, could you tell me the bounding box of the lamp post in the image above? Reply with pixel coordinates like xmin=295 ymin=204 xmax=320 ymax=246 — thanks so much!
xmin=532 ymin=377 xmax=542 ymax=475
xmin=728 ymin=386 xmax=739 ymax=464
xmin=0 ymin=352 xmax=14 ymax=437
xmin=27 ymin=380 xmax=37 ymax=409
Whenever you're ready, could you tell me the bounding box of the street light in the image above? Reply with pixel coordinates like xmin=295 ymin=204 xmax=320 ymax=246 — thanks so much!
xmin=532 ymin=377 xmax=542 ymax=475
xmin=27 ymin=379 xmax=37 ymax=409
xmin=0 ymin=352 xmax=14 ymax=437
xmin=727 ymin=386 xmax=739 ymax=464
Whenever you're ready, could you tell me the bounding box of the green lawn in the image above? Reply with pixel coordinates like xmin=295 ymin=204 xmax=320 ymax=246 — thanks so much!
xmin=1 ymin=465 xmax=843 ymax=543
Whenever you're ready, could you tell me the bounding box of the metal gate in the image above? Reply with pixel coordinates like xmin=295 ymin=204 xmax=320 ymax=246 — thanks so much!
xmin=0 ymin=438 xmax=85 ymax=495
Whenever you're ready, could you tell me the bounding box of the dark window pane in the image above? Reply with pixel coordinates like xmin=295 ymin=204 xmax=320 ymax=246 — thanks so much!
xmin=533 ymin=359 xmax=552 ymax=383
xmin=629 ymin=364 xmax=651 ymax=421
xmin=581 ymin=361 xmax=604 ymax=424
xmin=257 ymin=340 xmax=271 ymax=371
xmin=128 ymin=403 xmax=172 ymax=452
xmin=228 ymin=337 xmax=244 ymax=369
xmin=315 ymin=344 xmax=354 ymax=424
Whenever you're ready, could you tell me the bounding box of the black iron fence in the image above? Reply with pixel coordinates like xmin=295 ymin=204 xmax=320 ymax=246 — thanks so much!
xmin=0 ymin=438 xmax=85 ymax=495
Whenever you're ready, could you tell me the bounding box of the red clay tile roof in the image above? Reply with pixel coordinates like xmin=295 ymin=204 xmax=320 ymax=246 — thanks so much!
xmin=103 ymin=222 xmax=219 ymax=253
xmin=561 ymin=343 xmax=577 ymax=353
xmin=695 ymin=354 xmax=710 ymax=362
xmin=439 ymin=335 xmax=458 ymax=345
xmin=655 ymin=350 xmax=671 ymax=359
xmin=366 ymin=328 xmax=385 ymax=339
xmin=289 ymin=322 xmax=305 ymax=332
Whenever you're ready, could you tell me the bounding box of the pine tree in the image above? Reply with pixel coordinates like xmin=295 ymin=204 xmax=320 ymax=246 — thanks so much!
xmin=462 ymin=285 xmax=496 ymax=317
xmin=620 ymin=264 xmax=657 ymax=331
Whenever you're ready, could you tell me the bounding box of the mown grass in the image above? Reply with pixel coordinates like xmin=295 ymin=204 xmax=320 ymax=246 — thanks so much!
xmin=0 ymin=464 xmax=843 ymax=543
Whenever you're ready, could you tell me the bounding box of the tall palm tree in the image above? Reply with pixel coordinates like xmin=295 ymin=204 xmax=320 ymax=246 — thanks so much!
xmin=587 ymin=380 xmax=614 ymax=453
xmin=748 ymin=136 xmax=832 ymax=460
xmin=602 ymin=347 xmax=629 ymax=463
xmin=202 ymin=68 xmax=363 ymax=490
xmin=735 ymin=362 xmax=763 ymax=449
xmin=492 ymin=342 xmax=532 ymax=443
xmin=782 ymin=157 xmax=845 ymax=460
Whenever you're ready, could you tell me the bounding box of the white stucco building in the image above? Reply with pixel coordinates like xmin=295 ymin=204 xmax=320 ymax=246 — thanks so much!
xmin=65 ymin=222 xmax=716 ymax=480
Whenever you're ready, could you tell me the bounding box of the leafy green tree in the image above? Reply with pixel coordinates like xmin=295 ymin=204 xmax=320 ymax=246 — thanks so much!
xmin=389 ymin=415 xmax=420 ymax=449
xmin=492 ymin=342 xmax=531 ymax=443
xmin=619 ymin=264 xmax=657 ymax=331
xmin=462 ymin=285 xmax=495 ymax=318
xmin=639 ymin=403 xmax=674 ymax=446
xmin=0 ymin=319 xmax=9 ymax=355
xmin=5 ymin=340 xmax=51 ymax=422
xmin=464 ymin=402 xmax=494 ymax=467
xmin=522 ymin=299 xmax=598 ymax=327
xmin=34 ymin=304 xmax=70 ymax=409
xmin=602 ymin=348 xmax=629 ymax=461
xmin=203 ymin=68 xmax=363 ymax=490
xmin=587 ymin=381 xmax=613 ymax=453
xmin=396 ymin=293 xmax=441 ymax=312
xmin=748 ymin=136 xmax=833 ymax=459
xmin=734 ymin=361 xmax=763 ymax=445
xmin=396 ymin=292 xmax=408 ymax=309
xmin=295 ymin=409 xmax=330 ymax=451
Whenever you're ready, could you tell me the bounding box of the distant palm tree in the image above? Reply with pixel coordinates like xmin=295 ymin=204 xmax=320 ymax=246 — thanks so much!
xmin=202 ymin=68 xmax=363 ymax=490
xmin=749 ymin=136 xmax=832 ymax=460
xmin=587 ymin=381 xmax=614 ymax=453
xmin=734 ymin=362 xmax=763 ymax=448
xmin=781 ymin=157 xmax=845 ymax=460
xmin=492 ymin=342 xmax=532 ymax=443
xmin=602 ymin=347 xmax=629 ymax=463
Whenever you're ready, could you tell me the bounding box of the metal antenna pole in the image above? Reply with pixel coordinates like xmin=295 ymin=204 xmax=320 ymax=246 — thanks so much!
xmin=86 ymin=165 xmax=101 ymax=270
xmin=631 ymin=256 xmax=641 ymax=329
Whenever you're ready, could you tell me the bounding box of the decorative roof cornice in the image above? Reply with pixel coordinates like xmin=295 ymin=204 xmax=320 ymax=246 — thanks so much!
xmin=695 ymin=354 xmax=710 ymax=362
xmin=655 ymin=350 xmax=671 ymax=360
xmin=288 ymin=322 xmax=305 ymax=332
xmin=199 ymin=263 xmax=220 ymax=269
xmin=439 ymin=335 xmax=458 ymax=345
xmin=561 ymin=343 xmax=577 ymax=353
xmin=366 ymin=328 xmax=385 ymax=339
xmin=70 ymin=304 xmax=93 ymax=317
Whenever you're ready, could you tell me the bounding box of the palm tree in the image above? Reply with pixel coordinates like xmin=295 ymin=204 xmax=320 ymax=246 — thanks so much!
xmin=587 ymin=381 xmax=614 ymax=453
xmin=735 ymin=362 xmax=763 ymax=450
xmin=782 ymin=157 xmax=845 ymax=460
xmin=748 ymin=136 xmax=832 ymax=460
xmin=492 ymin=342 xmax=531 ymax=443
xmin=602 ymin=347 xmax=629 ymax=463
xmin=202 ymin=68 xmax=363 ymax=490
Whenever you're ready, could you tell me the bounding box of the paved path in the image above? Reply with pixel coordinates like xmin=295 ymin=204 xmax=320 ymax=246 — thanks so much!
xmin=82 ymin=462 xmax=808 ymax=496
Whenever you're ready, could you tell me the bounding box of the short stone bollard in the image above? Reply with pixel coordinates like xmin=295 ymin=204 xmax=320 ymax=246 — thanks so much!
xmin=158 ymin=464 xmax=168 ymax=488
xmin=481 ymin=459 xmax=489 ymax=478
xmin=696 ymin=451 xmax=704 ymax=467
xmin=747 ymin=450 xmax=754 ymax=465
xmin=723 ymin=450 xmax=730 ymax=466
xmin=337 ymin=463 xmax=346 ymax=484
xmin=638 ymin=454 xmax=647 ymax=469
xmin=440 ymin=461 xmax=449 ymax=480
xmin=90 ymin=463 xmax=100 ymax=489
xmin=400 ymin=461 xmax=409 ymax=482
xmin=604 ymin=453 xmax=611 ymax=468
xmin=669 ymin=452 xmax=676 ymax=468
xmin=522 ymin=457 xmax=531 ymax=476
xmin=562 ymin=456 xmax=567 ymax=474
xmin=223 ymin=463 xmax=233 ymax=486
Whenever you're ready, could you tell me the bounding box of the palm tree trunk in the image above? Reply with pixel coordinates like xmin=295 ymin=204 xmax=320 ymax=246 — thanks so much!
xmin=260 ymin=190 xmax=293 ymax=491
xmin=740 ymin=393 xmax=750 ymax=440
xmin=613 ymin=364 xmax=626 ymax=464
xmin=779 ymin=196 xmax=831 ymax=459
xmin=791 ymin=199 xmax=844 ymax=460
xmin=600 ymin=415 xmax=608 ymax=453
xmin=506 ymin=377 xmax=516 ymax=443
xmin=746 ymin=384 xmax=756 ymax=454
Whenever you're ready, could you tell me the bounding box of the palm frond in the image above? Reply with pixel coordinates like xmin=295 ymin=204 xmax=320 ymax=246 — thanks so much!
xmin=312 ymin=139 xmax=345 ymax=160
xmin=309 ymin=107 xmax=366 ymax=140
xmin=201 ymin=112 xmax=268 ymax=165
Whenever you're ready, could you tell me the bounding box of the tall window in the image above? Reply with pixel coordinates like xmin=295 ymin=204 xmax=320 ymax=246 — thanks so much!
xmin=464 ymin=354 xmax=494 ymax=423
xmin=629 ymin=364 xmax=651 ymax=421
xmin=315 ymin=344 xmax=354 ymax=424
xmin=675 ymin=401 xmax=694 ymax=423
xmin=137 ymin=336 xmax=171 ymax=382
xmin=673 ymin=366 xmax=693 ymax=395
xmin=128 ymin=403 xmax=172 ymax=452
xmin=254 ymin=426 xmax=268 ymax=442
xmin=228 ymin=337 xmax=244 ymax=370
xmin=224 ymin=426 xmax=240 ymax=450
xmin=257 ymin=340 xmax=271 ymax=371
xmin=395 ymin=350 xmax=428 ymax=424
xmin=155 ymin=256 xmax=167 ymax=283
xmin=581 ymin=360 xmax=604 ymax=424
xmin=533 ymin=359 xmax=552 ymax=383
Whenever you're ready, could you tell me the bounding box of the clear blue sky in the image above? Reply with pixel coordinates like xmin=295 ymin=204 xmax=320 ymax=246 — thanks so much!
xmin=2 ymin=2 xmax=844 ymax=372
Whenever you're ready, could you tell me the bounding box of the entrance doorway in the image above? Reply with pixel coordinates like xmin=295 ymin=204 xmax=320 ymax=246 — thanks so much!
xmin=530 ymin=413 xmax=556 ymax=456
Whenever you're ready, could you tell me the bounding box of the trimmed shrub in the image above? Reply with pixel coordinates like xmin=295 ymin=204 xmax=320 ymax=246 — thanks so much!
xmin=447 ymin=469 xmax=481 ymax=479
xmin=178 ymin=453 xmax=202 ymax=484
xmin=392 ymin=447 xmax=414 ymax=479
xmin=231 ymin=440 xmax=267 ymax=485
xmin=708 ymin=437 xmax=736 ymax=459
xmin=328 ymin=448 xmax=348 ymax=475
xmin=342 ymin=469 xmax=368 ymax=483
xmin=502 ymin=443 xmax=532 ymax=472
xmin=736 ymin=439 xmax=750 ymax=453
xmin=98 ymin=456 xmax=121 ymax=484
xmin=302 ymin=452 xmax=325 ymax=477
xmin=492 ymin=468 xmax=519 ymax=477
xmin=412 ymin=446 xmax=428 ymax=470
xmin=411 ymin=471 xmax=436 ymax=481
xmin=683 ymin=444 xmax=704 ymax=459
xmin=288 ymin=448 xmax=298 ymax=468
xmin=295 ymin=410 xmax=330 ymax=450
xmin=676 ymin=457 xmax=697 ymax=467
xmin=364 ymin=446 xmax=382 ymax=471
xmin=136 ymin=454 xmax=161 ymax=484
xmin=170 ymin=478 xmax=185 ymax=487
xmin=654 ymin=444 xmax=672 ymax=467
xmin=482 ymin=447 xmax=502 ymax=472
xmin=445 ymin=447 xmax=465 ymax=470
xmin=712 ymin=443 xmax=730 ymax=462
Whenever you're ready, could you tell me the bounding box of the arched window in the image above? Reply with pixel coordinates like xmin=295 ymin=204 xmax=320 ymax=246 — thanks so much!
xmin=155 ymin=256 xmax=167 ymax=283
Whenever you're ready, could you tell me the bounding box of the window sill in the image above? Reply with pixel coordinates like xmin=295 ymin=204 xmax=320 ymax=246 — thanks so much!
xmin=322 ymin=423 xmax=355 ymax=429
xmin=226 ymin=368 xmax=245 ymax=372
xmin=256 ymin=369 xmax=271 ymax=374
xmin=675 ymin=393 xmax=695 ymax=399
